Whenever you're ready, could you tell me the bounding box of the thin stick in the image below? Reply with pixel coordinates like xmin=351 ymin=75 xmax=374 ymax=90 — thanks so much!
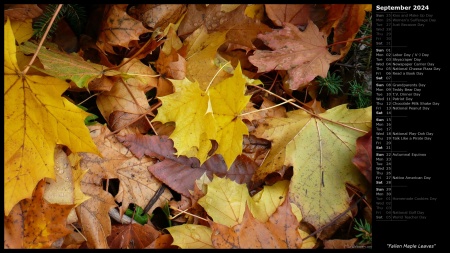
xmin=169 ymin=206 xmax=208 ymax=222
xmin=253 ymin=85 xmax=368 ymax=134
xmin=70 ymin=223 xmax=87 ymax=241
xmin=77 ymin=92 xmax=100 ymax=106
xmin=23 ymin=4 xmax=63 ymax=76
xmin=240 ymin=99 xmax=295 ymax=117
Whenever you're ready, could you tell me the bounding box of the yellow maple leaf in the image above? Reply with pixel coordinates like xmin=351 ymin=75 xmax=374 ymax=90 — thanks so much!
xmin=166 ymin=224 xmax=214 ymax=249
xmin=152 ymin=63 xmax=250 ymax=167
xmin=185 ymin=25 xmax=229 ymax=90
xmin=254 ymin=104 xmax=372 ymax=230
xmin=4 ymin=18 xmax=100 ymax=216
xmin=209 ymin=63 xmax=251 ymax=168
xmin=152 ymin=78 xmax=217 ymax=163
xmin=198 ymin=175 xmax=249 ymax=227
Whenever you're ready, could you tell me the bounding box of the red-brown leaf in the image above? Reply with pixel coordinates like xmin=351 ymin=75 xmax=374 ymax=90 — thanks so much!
xmin=117 ymin=134 xmax=257 ymax=197
xmin=352 ymin=129 xmax=372 ymax=184
xmin=210 ymin=199 xmax=302 ymax=248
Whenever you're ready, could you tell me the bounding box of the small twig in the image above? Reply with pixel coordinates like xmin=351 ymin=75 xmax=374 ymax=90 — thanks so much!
xmin=109 ymin=208 xmax=137 ymax=224
xmin=240 ymin=99 xmax=295 ymax=117
xmin=70 ymin=223 xmax=87 ymax=241
xmin=253 ymin=85 xmax=368 ymax=134
xmin=23 ymin=4 xmax=63 ymax=76
xmin=169 ymin=206 xmax=208 ymax=222
xmin=143 ymin=184 xmax=167 ymax=214
xmin=77 ymin=92 xmax=100 ymax=106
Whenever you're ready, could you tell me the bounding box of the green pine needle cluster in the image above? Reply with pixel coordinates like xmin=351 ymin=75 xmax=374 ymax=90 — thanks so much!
xmin=354 ymin=218 xmax=372 ymax=245
xmin=349 ymin=80 xmax=372 ymax=108
xmin=317 ymin=72 xmax=343 ymax=95
xmin=33 ymin=4 xmax=86 ymax=40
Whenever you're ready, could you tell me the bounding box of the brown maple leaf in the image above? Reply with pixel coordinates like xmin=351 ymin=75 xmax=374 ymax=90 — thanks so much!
xmin=107 ymin=224 xmax=161 ymax=249
xmin=4 ymin=180 xmax=74 ymax=249
xmin=248 ymin=20 xmax=341 ymax=90
xmin=209 ymin=199 xmax=303 ymax=248
xmin=117 ymin=134 xmax=258 ymax=197
xmin=96 ymin=4 xmax=151 ymax=54
xmin=352 ymin=129 xmax=372 ymax=184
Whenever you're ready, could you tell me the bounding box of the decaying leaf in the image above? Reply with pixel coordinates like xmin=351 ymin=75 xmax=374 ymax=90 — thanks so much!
xmin=4 ymin=180 xmax=74 ymax=249
xmin=210 ymin=199 xmax=302 ymax=249
xmin=129 ymin=4 xmax=186 ymax=31
xmin=107 ymin=223 xmax=161 ymax=249
xmin=249 ymin=21 xmax=341 ymax=90
xmin=4 ymin=4 xmax=43 ymax=21
xmin=96 ymin=4 xmax=152 ymax=54
xmin=117 ymin=134 xmax=257 ymax=197
xmin=265 ymin=4 xmax=310 ymax=27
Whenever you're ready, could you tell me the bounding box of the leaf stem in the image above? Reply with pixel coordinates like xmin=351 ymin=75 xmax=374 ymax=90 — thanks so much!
xmin=23 ymin=4 xmax=63 ymax=76
xmin=205 ymin=61 xmax=231 ymax=92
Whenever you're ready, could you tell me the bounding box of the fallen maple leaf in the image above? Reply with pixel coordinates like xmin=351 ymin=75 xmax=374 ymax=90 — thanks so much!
xmin=184 ymin=25 xmax=229 ymax=90
xmin=4 ymin=18 xmax=100 ymax=216
xmin=96 ymin=58 xmax=157 ymax=125
xmin=265 ymin=4 xmax=310 ymax=27
xmin=352 ymin=129 xmax=372 ymax=184
xmin=166 ymin=224 xmax=214 ymax=249
xmin=319 ymin=4 xmax=371 ymax=57
xmin=178 ymin=4 xmax=270 ymax=49
xmin=4 ymin=180 xmax=74 ymax=249
xmin=209 ymin=199 xmax=302 ymax=249
xmin=129 ymin=4 xmax=186 ymax=30
xmin=253 ymin=104 xmax=372 ymax=230
xmin=248 ymin=21 xmax=341 ymax=90
xmin=117 ymin=134 xmax=257 ymax=197
xmin=198 ymin=176 xmax=249 ymax=227
xmin=152 ymin=77 xmax=217 ymax=163
xmin=20 ymin=41 xmax=121 ymax=88
xmin=107 ymin=223 xmax=161 ymax=249
xmin=4 ymin=4 xmax=43 ymax=21
xmin=152 ymin=63 xmax=250 ymax=167
xmin=96 ymin=4 xmax=152 ymax=54
xmin=10 ymin=19 xmax=34 ymax=44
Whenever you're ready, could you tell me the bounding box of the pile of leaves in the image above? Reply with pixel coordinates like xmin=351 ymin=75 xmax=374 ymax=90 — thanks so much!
xmin=4 ymin=4 xmax=373 ymax=249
